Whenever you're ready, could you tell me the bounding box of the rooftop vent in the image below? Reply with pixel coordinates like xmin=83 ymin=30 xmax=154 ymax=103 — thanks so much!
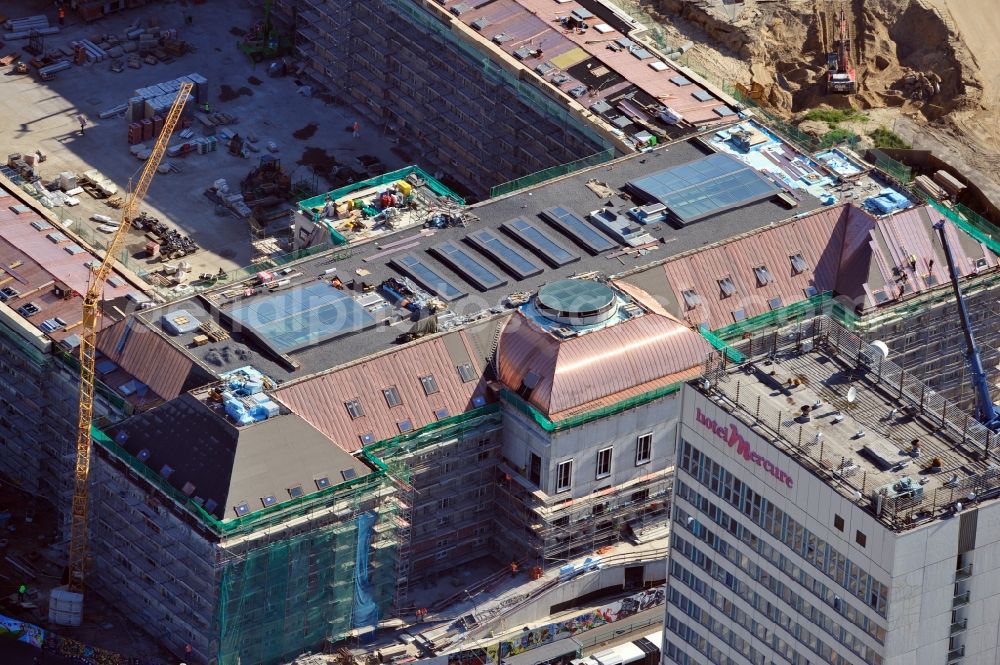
xmin=17 ymin=302 xmax=40 ymax=317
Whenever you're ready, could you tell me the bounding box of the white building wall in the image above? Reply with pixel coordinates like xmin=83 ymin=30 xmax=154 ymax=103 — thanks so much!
xmin=501 ymin=393 xmax=679 ymax=498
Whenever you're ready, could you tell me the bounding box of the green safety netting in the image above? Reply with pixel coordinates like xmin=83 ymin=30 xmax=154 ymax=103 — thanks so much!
xmin=298 ymin=165 xmax=464 ymax=217
xmin=490 ymin=148 xmax=616 ymax=199
xmin=501 ymin=383 xmax=682 ymax=433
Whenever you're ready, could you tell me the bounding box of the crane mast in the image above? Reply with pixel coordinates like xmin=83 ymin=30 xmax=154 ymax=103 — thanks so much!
xmin=65 ymin=82 xmax=194 ymax=601
xmin=933 ymin=219 xmax=1000 ymax=432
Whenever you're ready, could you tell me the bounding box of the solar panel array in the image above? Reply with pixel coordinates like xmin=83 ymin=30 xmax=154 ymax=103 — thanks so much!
xmin=430 ymin=241 xmax=508 ymax=291
xmin=501 ymin=218 xmax=580 ymax=267
xmin=227 ymin=282 xmax=377 ymax=353
xmin=389 ymin=254 xmax=466 ymax=301
xmin=540 ymin=206 xmax=618 ymax=254
xmin=466 ymin=229 xmax=543 ymax=280
xmin=626 ymin=152 xmax=778 ymax=225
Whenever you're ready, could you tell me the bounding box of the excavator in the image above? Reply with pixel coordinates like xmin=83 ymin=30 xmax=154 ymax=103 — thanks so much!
xmin=826 ymin=7 xmax=857 ymax=94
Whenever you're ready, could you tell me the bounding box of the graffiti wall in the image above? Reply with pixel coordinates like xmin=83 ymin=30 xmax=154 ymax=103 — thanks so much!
xmin=0 ymin=612 xmax=141 ymax=665
xmin=0 ymin=612 xmax=45 ymax=647
xmin=462 ymin=585 xmax=665 ymax=663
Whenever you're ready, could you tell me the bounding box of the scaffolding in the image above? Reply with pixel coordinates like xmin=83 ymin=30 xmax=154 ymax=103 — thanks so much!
xmin=90 ymin=425 xmax=410 ymax=665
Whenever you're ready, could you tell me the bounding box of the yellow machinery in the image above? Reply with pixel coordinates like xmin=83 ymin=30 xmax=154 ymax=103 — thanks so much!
xmin=62 ymin=82 xmax=193 ymax=608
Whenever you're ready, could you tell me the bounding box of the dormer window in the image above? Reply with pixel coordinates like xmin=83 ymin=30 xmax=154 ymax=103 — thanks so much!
xmin=790 ymin=253 xmax=808 ymax=274
xmin=681 ymin=289 xmax=701 ymax=309
xmin=754 ymin=266 xmax=773 ymax=286
xmin=718 ymin=277 xmax=736 ymax=298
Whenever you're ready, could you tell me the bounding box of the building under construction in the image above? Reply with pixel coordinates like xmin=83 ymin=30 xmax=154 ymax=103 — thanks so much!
xmin=272 ymin=0 xmax=740 ymax=197
xmin=1 ymin=126 xmax=999 ymax=665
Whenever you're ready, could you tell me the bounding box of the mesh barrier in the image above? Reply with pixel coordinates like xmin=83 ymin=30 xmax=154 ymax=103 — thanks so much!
xmin=706 ymin=315 xmax=1000 ymax=532
xmin=869 ymin=149 xmax=913 ymax=183
xmin=489 ymin=148 xmax=616 ymax=199
xmin=501 ymin=382 xmax=681 ymax=433
xmin=365 ymin=403 xmax=501 ymax=459
xmin=710 ymin=293 xmax=858 ymax=342
xmin=297 ymin=165 xmax=464 ymax=215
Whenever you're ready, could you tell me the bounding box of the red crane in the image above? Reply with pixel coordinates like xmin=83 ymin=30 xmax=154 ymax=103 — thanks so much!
xmin=827 ymin=7 xmax=857 ymax=93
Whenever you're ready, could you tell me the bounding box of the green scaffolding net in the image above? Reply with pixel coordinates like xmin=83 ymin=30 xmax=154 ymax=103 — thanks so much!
xmin=297 ymin=165 xmax=464 ymax=219
xmin=489 ymin=148 xmax=616 ymax=199
xmin=501 ymin=383 xmax=681 ymax=433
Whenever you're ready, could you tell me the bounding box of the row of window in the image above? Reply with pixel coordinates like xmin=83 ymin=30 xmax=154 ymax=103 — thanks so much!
xmin=666 ymin=603 xmax=765 ymax=665
xmin=675 ymin=480 xmax=886 ymax=645
xmin=343 ymin=365 xmax=479 ymax=419
xmin=672 ymin=516 xmax=882 ymax=665
xmin=670 ymin=582 xmax=819 ymax=665
xmin=678 ymin=440 xmax=890 ymax=617
xmin=679 ymin=254 xmax=810 ymax=311
xmin=553 ymin=433 xmax=653 ymax=493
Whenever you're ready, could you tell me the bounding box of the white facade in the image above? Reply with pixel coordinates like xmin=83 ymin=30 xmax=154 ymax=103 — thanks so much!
xmin=662 ymin=385 xmax=1000 ymax=665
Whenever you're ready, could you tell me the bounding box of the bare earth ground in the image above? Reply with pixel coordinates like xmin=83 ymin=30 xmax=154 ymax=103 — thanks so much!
xmin=619 ymin=0 xmax=1000 ymax=203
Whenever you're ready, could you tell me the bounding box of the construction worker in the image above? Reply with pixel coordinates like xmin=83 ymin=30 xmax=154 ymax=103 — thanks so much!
xmin=77 ymin=114 xmax=87 ymax=136
xmin=18 ymin=583 xmax=26 ymax=603
xmin=58 ymin=5 xmax=65 ymax=25
xmin=509 ymin=560 xmax=519 ymax=578
xmin=352 ymin=120 xmax=361 ymax=138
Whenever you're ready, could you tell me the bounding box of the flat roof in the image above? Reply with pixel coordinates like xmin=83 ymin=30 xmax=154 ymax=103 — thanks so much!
xmin=128 ymin=138 xmax=820 ymax=385
xmin=699 ymin=315 xmax=1000 ymax=532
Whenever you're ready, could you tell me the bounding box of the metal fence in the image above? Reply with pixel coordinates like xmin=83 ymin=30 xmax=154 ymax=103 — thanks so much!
xmin=704 ymin=315 xmax=1000 ymax=532
xmin=489 ymin=148 xmax=616 ymax=199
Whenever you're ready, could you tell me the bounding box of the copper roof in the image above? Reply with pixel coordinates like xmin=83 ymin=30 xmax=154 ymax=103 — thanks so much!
xmin=273 ymin=321 xmax=502 ymax=453
xmin=496 ymin=307 xmax=711 ymax=419
xmin=0 ymin=194 xmax=140 ymax=342
xmin=618 ymin=203 xmax=1000 ymax=330
xmin=96 ymin=317 xmax=207 ymax=401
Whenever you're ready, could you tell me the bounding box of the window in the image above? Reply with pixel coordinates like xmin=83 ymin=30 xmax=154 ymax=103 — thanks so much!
xmin=529 ymin=452 xmax=541 ymax=486
xmin=803 ymin=285 xmax=819 ymax=298
xmin=383 ymin=386 xmax=402 ymax=408
xmin=456 ymin=363 xmax=477 ymax=383
xmin=288 ymin=485 xmax=304 ymax=499
xmin=790 ymin=253 xmax=808 ymax=274
xmin=261 ymin=495 xmax=277 ymax=507
xmin=732 ymin=308 xmax=746 ymax=322
xmin=767 ymin=296 xmax=783 ymax=310
xmin=635 ymin=433 xmax=653 ymax=465
xmin=855 ymin=530 xmax=866 ymax=548
xmin=718 ymin=277 xmax=736 ymax=298
xmin=556 ymin=460 xmax=573 ymax=493
xmin=596 ymin=447 xmax=613 ymax=479
xmin=345 ymin=398 xmax=364 ymax=419
xmin=753 ymin=265 xmax=773 ymax=286
xmin=234 ymin=502 xmax=250 ymax=516
xmin=438 ymin=497 xmax=451 ymax=509
xmin=397 ymin=419 xmax=413 ymax=433
xmin=681 ymin=289 xmax=701 ymax=309
xmin=834 ymin=514 xmax=844 ymax=532
xmin=420 ymin=374 xmax=439 ymax=395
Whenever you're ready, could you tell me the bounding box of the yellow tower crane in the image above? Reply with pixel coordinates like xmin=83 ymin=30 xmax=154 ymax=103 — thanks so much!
xmin=58 ymin=82 xmax=193 ymax=617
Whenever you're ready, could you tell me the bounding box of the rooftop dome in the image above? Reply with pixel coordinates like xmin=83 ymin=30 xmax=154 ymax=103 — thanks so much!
xmin=535 ymin=279 xmax=617 ymax=327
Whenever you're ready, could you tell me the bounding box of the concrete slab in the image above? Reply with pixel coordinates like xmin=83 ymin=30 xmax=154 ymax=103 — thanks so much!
xmin=0 ymin=0 xmax=408 ymax=278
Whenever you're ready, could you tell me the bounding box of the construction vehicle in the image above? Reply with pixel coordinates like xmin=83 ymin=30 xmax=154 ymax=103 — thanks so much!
xmin=933 ymin=219 xmax=1000 ymax=432
xmin=238 ymin=0 xmax=290 ymax=63
xmin=54 ymin=81 xmax=194 ymax=624
xmin=826 ymin=7 xmax=856 ymax=94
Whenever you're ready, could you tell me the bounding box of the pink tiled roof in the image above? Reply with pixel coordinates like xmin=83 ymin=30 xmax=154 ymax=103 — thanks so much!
xmin=96 ymin=317 xmax=200 ymax=401
xmin=496 ymin=309 xmax=711 ymax=419
xmin=619 ymin=203 xmax=1000 ymax=330
xmin=273 ymin=332 xmax=490 ymax=453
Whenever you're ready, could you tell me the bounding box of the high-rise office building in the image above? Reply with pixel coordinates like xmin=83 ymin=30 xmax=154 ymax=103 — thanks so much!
xmin=664 ymin=316 xmax=1000 ymax=665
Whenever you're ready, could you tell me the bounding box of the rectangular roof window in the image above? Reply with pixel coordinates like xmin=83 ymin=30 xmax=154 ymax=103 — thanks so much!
xmin=345 ymin=398 xmax=364 ymax=419
xmin=718 ymin=277 xmax=736 ymax=298
xmin=732 ymin=309 xmax=747 ymax=322
xmin=768 ymin=296 xmax=783 ymax=310
xmin=803 ymin=286 xmax=819 ymax=298
xmin=790 ymin=253 xmax=808 ymax=274
xmin=261 ymin=495 xmax=277 ymax=507
xmin=397 ymin=419 xmax=413 ymax=433
xmin=457 ymin=363 xmax=477 ymax=383
xmin=681 ymin=289 xmax=701 ymax=309
xmin=754 ymin=265 xmax=773 ymax=286
xmin=420 ymin=374 xmax=440 ymax=396
xmin=288 ymin=485 xmax=304 ymax=499
xmin=234 ymin=502 xmax=250 ymax=516
xmin=383 ymin=386 xmax=402 ymax=408
xmin=341 ymin=468 xmax=357 ymax=481
xmin=315 ymin=477 xmax=330 ymax=490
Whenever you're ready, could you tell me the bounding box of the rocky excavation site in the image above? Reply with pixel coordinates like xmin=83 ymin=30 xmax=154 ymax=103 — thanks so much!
xmin=631 ymin=0 xmax=1000 ymax=199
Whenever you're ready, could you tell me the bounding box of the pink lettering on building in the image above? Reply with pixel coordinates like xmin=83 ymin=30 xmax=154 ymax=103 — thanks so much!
xmin=695 ymin=407 xmax=794 ymax=488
